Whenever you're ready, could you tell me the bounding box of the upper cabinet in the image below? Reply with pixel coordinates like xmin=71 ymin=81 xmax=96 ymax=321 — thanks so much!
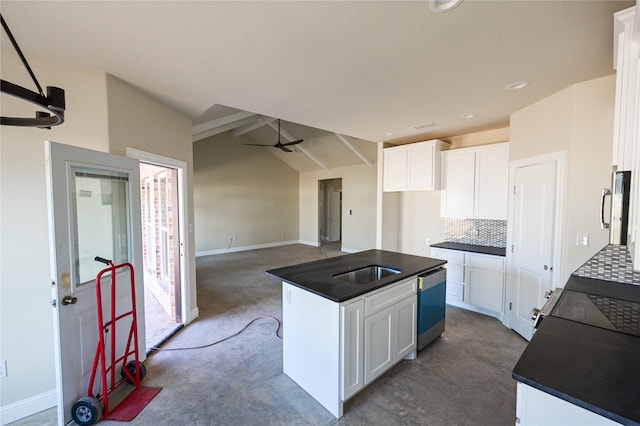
xmin=441 ymin=142 xmax=510 ymax=219
xmin=612 ymin=7 xmax=638 ymax=172
xmin=612 ymin=7 xmax=640 ymax=269
xmin=383 ymin=139 xmax=451 ymax=192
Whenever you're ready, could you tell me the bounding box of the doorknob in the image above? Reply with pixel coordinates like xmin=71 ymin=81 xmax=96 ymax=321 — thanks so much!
xmin=61 ymin=295 xmax=78 ymax=305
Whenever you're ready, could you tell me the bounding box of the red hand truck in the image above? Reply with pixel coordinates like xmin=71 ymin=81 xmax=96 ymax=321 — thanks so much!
xmin=71 ymin=257 xmax=146 ymax=426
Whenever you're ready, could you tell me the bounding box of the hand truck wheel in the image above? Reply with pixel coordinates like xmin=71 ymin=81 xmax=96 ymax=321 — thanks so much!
xmin=121 ymin=360 xmax=147 ymax=384
xmin=71 ymin=396 xmax=102 ymax=426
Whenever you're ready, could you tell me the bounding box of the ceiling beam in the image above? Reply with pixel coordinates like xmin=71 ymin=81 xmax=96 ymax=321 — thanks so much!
xmin=267 ymin=121 xmax=330 ymax=170
xmin=334 ymin=133 xmax=373 ymax=167
xmin=192 ymin=111 xmax=258 ymax=142
xmin=232 ymin=116 xmax=277 ymax=136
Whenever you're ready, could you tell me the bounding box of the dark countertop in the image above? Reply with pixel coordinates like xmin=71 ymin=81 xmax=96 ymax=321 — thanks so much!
xmin=513 ymin=276 xmax=640 ymax=425
xmin=266 ymin=249 xmax=446 ymax=302
xmin=430 ymin=241 xmax=506 ymax=257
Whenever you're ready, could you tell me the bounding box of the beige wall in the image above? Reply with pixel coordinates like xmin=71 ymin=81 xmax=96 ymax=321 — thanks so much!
xmin=1 ymin=49 xmax=110 ymax=409
xmin=443 ymin=127 xmax=510 ymax=149
xmin=1 ymin=50 xmax=196 ymax=419
xmin=193 ymin=133 xmax=300 ymax=254
xmin=510 ymin=74 xmax=616 ymax=283
xmin=300 ymin=163 xmax=377 ymax=251
xmin=106 ymin=75 xmax=197 ymax=321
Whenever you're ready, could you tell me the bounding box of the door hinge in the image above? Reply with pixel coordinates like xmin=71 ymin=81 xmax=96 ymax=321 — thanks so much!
xmin=511 ymin=244 xmax=514 ymax=253
xmin=513 ymin=186 xmax=516 ymax=195
xmin=509 ymin=302 xmax=512 ymax=310
xmin=51 ymin=280 xmax=56 ymax=287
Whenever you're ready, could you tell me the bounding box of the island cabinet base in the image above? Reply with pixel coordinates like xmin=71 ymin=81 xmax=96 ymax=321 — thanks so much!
xmin=282 ymin=277 xmax=417 ymax=418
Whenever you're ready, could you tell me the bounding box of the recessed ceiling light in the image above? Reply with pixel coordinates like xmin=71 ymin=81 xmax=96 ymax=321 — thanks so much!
xmin=429 ymin=0 xmax=464 ymax=13
xmin=385 ymin=132 xmax=393 ymax=136
xmin=506 ymin=81 xmax=530 ymax=90
xmin=411 ymin=122 xmax=439 ymax=130
xmin=462 ymin=113 xmax=476 ymax=119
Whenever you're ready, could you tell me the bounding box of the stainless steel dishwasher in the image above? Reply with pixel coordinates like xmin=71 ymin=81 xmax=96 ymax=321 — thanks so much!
xmin=417 ymin=268 xmax=446 ymax=350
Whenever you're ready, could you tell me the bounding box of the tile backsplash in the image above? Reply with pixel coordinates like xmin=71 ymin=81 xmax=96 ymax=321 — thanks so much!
xmin=444 ymin=218 xmax=506 ymax=248
xmin=573 ymin=244 xmax=640 ymax=285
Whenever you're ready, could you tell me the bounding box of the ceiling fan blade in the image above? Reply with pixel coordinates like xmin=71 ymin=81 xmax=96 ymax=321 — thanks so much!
xmin=243 ymin=143 xmax=272 ymax=147
xmin=282 ymin=139 xmax=304 ymax=146
xmin=279 ymin=146 xmax=293 ymax=152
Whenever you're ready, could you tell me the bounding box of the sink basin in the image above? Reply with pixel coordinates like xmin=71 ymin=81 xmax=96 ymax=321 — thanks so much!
xmin=333 ymin=265 xmax=401 ymax=284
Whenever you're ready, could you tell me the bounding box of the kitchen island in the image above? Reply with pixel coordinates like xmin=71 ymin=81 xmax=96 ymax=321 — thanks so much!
xmin=267 ymin=249 xmax=446 ymax=418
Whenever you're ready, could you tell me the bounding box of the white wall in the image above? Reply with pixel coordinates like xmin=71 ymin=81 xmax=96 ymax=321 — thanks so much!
xmin=299 ymin=163 xmax=377 ymax=252
xmin=0 ymin=50 xmax=196 ymax=422
xmin=510 ymin=75 xmax=616 ymax=283
xmin=193 ymin=133 xmax=300 ymax=255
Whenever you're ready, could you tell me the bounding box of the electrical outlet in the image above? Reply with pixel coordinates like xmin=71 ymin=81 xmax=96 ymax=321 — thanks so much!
xmin=576 ymin=232 xmax=589 ymax=247
xmin=0 ymin=360 xmax=7 ymax=378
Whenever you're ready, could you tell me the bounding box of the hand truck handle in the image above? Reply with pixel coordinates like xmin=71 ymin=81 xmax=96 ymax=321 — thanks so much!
xmin=94 ymin=256 xmax=113 ymax=265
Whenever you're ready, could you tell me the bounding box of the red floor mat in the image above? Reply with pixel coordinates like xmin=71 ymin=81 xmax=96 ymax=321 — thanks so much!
xmin=106 ymin=386 xmax=162 ymax=422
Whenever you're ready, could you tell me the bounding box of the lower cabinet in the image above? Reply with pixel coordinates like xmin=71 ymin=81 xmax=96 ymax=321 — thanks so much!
xmin=283 ymin=277 xmax=417 ymax=418
xmin=516 ymin=382 xmax=619 ymax=426
xmin=431 ymin=247 xmax=505 ymax=319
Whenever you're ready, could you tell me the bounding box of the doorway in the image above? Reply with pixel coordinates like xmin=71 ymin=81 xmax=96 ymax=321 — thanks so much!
xmin=318 ymin=178 xmax=342 ymax=249
xmin=140 ymin=163 xmax=182 ymax=349
xmin=127 ymin=148 xmax=189 ymax=352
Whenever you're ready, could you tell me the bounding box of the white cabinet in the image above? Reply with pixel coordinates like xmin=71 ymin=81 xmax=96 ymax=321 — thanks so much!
xmin=430 ymin=247 xmax=505 ymax=319
xmin=362 ymin=277 xmax=417 ymax=384
xmin=282 ymin=276 xmax=417 ymax=418
xmin=516 ymin=382 xmax=619 ymax=426
xmin=612 ymin=7 xmax=638 ymax=172
xmin=364 ymin=305 xmax=394 ymax=384
xmin=612 ymin=7 xmax=640 ymax=269
xmin=441 ymin=142 xmax=509 ymax=219
xmin=383 ymin=139 xmax=450 ymax=192
xmin=340 ymin=299 xmax=364 ymax=400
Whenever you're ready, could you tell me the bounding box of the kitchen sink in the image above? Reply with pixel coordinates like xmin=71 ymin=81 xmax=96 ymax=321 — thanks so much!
xmin=333 ymin=265 xmax=401 ymax=284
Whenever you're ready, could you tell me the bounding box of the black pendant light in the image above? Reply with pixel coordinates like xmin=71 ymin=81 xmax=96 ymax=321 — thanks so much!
xmin=1 ymin=13 xmax=66 ymax=129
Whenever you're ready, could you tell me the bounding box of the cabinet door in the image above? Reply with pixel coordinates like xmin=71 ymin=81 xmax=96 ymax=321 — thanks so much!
xmin=475 ymin=145 xmax=509 ymax=219
xmin=466 ymin=266 xmax=504 ymax=312
xmin=364 ymin=306 xmax=394 ymax=384
xmin=441 ymin=150 xmax=476 ymax=217
xmin=341 ymin=299 xmax=365 ymax=400
xmin=407 ymin=144 xmax=435 ymax=190
xmin=383 ymin=148 xmax=407 ymax=192
xmin=394 ymin=296 xmax=416 ymax=360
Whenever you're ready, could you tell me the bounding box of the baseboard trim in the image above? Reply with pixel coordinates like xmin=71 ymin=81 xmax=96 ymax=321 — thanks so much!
xmin=298 ymin=240 xmax=320 ymax=247
xmin=187 ymin=307 xmax=200 ymax=323
xmin=196 ymin=240 xmax=299 ymax=257
xmin=1 ymin=389 xmax=56 ymax=425
xmin=340 ymin=246 xmax=360 ymax=253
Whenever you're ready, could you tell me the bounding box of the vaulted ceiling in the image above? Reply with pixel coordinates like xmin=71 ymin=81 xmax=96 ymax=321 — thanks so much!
xmin=1 ymin=1 xmax=634 ymax=171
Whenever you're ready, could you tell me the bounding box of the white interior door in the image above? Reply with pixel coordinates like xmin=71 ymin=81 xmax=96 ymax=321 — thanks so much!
xmin=328 ymin=190 xmax=341 ymax=242
xmin=45 ymin=141 xmax=143 ymax=425
xmin=509 ymin=160 xmax=558 ymax=340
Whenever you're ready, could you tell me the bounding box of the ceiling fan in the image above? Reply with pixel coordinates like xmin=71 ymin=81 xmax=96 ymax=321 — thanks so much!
xmin=244 ymin=119 xmax=303 ymax=152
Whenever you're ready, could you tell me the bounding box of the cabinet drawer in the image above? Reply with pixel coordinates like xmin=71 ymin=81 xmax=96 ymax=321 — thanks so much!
xmin=446 ymin=281 xmax=464 ymax=302
xmin=365 ymin=278 xmax=416 ymax=317
xmin=431 ymin=248 xmax=464 ymax=265
xmin=443 ymin=263 xmax=464 ymax=283
xmin=465 ymin=253 xmax=504 ymax=271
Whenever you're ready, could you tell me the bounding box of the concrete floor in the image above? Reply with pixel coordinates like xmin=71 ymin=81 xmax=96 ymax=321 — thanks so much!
xmin=11 ymin=243 xmax=527 ymax=425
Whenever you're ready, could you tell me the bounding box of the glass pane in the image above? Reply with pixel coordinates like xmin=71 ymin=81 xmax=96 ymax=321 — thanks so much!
xmin=71 ymin=166 xmax=130 ymax=285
